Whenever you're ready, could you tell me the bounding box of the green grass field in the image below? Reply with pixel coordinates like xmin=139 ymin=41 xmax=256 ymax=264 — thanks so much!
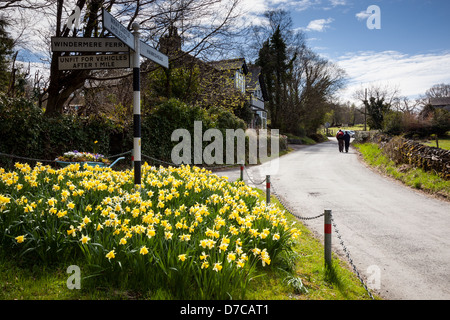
xmin=422 ymin=135 xmax=450 ymax=150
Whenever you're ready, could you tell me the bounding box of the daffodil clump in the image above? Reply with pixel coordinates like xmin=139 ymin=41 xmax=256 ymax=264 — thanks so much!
xmin=0 ymin=162 xmax=300 ymax=299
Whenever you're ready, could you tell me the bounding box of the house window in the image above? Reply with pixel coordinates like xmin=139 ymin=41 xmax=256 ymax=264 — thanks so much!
xmin=235 ymin=70 xmax=245 ymax=94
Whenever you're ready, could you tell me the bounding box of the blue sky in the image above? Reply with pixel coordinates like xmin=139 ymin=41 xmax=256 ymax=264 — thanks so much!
xmin=242 ymin=0 xmax=450 ymax=102
xmin=294 ymin=0 xmax=450 ymax=57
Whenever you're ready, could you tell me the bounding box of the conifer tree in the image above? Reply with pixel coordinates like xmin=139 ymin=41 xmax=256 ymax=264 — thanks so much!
xmin=256 ymin=25 xmax=290 ymax=130
xmin=0 ymin=17 xmax=14 ymax=91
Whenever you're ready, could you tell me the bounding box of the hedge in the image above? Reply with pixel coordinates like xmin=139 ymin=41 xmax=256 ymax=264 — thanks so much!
xmin=1 ymin=96 xmax=284 ymax=169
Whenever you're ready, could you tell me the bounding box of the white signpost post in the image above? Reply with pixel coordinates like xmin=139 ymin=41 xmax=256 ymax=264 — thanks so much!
xmin=102 ymin=8 xmax=169 ymax=186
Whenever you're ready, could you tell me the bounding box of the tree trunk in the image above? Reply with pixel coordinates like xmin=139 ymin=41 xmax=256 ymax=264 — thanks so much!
xmin=44 ymin=0 xmax=95 ymax=117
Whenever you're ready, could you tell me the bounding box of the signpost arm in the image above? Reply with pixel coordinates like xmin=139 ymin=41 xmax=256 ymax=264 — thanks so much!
xmin=132 ymin=22 xmax=141 ymax=187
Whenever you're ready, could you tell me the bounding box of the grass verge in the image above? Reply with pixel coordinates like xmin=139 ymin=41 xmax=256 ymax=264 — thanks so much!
xmin=354 ymin=143 xmax=450 ymax=200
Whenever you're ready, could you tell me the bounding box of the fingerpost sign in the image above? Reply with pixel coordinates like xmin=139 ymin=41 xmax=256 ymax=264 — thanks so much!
xmin=102 ymin=8 xmax=168 ymax=186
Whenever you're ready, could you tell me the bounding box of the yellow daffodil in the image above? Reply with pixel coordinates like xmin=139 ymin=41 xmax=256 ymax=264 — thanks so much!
xmin=82 ymin=216 xmax=91 ymax=224
xmin=106 ymin=250 xmax=115 ymax=260
xmin=164 ymin=231 xmax=173 ymax=240
xmin=236 ymin=259 xmax=245 ymax=268
xmin=80 ymin=235 xmax=90 ymax=244
xmin=47 ymin=198 xmax=57 ymax=206
xmin=219 ymin=242 xmax=228 ymax=252
xmin=140 ymin=246 xmax=149 ymax=255
xmin=178 ymin=254 xmax=187 ymax=262
xmin=57 ymin=210 xmax=67 ymax=218
xmin=15 ymin=235 xmax=25 ymax=243
xmin=227 ymin=252 xmax=236 ymax=262
xmin=147 ymin=228 xmax=156 ymax=238
xmin=179 ymin=234 xmax=191 ymax=241
xmin=252 ymin=248 xmax=261 ymax=256
xmin=213 ymin=262 xmax=222 ymax=272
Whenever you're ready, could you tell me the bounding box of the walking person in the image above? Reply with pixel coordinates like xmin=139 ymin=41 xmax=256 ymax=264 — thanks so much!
xmin=343 ymin=131 xmax=351 ymax=153
xmin=336 ymin=129 xmax=344 ymax=152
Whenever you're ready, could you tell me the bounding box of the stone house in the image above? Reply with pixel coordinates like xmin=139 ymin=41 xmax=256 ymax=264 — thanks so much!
xmin=142 ymin=26 xmax=268 ymax=128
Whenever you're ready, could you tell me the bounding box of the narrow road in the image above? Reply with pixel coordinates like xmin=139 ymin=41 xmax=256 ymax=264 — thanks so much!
xmin=213 ymin=138 xmax=450 ymax=300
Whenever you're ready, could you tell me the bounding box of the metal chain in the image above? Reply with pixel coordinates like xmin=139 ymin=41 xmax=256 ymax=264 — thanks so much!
xmin=330 ymin=213 xmax=375 ymax=300
xmin=141 ymin=153 xmax=181 ymax=167
xmin=108 ymin=150 xmax=132 ymax=158
xmin=0 ymin=152 xmax=55 ymax=163
xmin=270 ymin=181 xmax=325 ymax=221
xmin=198 ymin=163 xmax=238 ymax=171
xmin=243 ymin=166 xmax=267 ymax=185
xmin=270 ymin=179 xmax=375 ymax=299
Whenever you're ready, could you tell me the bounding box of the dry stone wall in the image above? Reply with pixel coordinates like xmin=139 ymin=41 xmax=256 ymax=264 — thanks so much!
xmin=375 ymin=135 xmax=450 ymax=180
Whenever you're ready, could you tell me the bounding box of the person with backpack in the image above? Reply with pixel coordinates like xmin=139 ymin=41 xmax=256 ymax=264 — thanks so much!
xmin=336 ymin=129 xmax=344 ymax=152
xmin=343 ymin=131 xmax=351 ymax=153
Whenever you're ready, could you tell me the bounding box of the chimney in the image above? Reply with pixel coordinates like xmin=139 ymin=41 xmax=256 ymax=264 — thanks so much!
xmin=159 ymin=25 xmax=182 ymax=56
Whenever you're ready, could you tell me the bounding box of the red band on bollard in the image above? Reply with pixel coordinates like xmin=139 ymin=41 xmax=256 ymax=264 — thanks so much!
xmin=131 ymin=156 xmax=134 ymax=161
xmin=266 ymin=182 xmax=270 ymax=189
xmin=325 ymin=224 xmax=332 ymax=234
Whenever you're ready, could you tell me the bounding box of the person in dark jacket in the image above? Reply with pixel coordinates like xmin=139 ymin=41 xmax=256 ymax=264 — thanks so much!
xmin=343 ymin=131 xmax=351 ymax=153
xmin=336 ymin=129 xmax=344 ymax=152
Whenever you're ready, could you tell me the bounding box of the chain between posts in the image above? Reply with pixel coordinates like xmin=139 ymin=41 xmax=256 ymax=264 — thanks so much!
xmin=330 ymin=213 xmax=375 ymax=300
xmin=270 ymin=181 xmax=325 ymax=221
xmin=250 ymin=170 xmax=374 ymax=300
xmin=243 ymin=166 xmax=267 ymax=185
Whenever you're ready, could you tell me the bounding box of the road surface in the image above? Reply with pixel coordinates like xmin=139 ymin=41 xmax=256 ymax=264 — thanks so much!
xmin=213 ymin=138 xmax=450 ymax=300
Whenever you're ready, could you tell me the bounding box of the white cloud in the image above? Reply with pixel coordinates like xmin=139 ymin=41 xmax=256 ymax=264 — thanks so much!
xmin=330 ymin=0 xmax=347 ymax=6
xmin=305 ymin=18 xmax=334 ymax=32
xmin=255 ymin=0 xmax=322 ymax=12
xmin=355 ymin=10 xmax=371 ymax=21
xmin=334 ymin=51 xmax=450 ymax=103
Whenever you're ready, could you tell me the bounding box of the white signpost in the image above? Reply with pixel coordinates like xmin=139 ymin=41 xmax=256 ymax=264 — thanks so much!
xmin=102 ymin=8 xmax=169 ymax=186
xmin=102 ymin=9 xmax=135 ymax=50
xmin=58 ymin=53 xmax=130 ymax=70
xmin=140 ymin=40 xmax=169 ymax=68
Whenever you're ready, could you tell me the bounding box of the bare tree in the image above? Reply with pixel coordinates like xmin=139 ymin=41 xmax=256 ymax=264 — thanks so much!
xmin=2 ymin=0 xmax=245 ymax=116
xmin=353 ymin=84 xmax=400 ymax=106
xmin=392 ymin=96 xmax=420 ymax=114
xmin=425 ymin=83 xmax=450 ymax=99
